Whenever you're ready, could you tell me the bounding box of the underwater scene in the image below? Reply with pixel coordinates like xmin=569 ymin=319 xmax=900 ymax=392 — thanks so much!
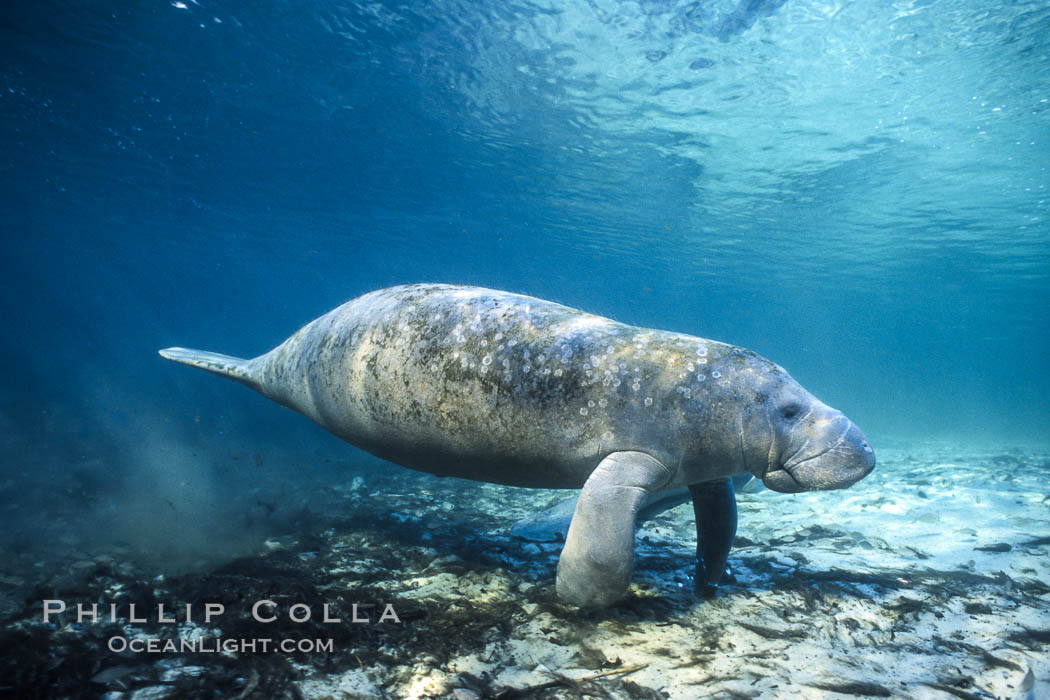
xmin=2 ymin=0 xmax=1049 ymax=698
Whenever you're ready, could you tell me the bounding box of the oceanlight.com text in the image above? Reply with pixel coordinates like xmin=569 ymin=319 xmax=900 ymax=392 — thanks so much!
xmin=107 ymin=635 xmax=335 ymax=654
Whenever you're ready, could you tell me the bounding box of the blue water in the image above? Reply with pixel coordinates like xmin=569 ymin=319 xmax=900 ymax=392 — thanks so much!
xmin=1 ymin=2 xmax=1048 ymax=547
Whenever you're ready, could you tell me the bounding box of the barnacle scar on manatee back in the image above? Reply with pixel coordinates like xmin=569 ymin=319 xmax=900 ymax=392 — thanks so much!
xmin=160 ymin=283 xmax=874 ymax=608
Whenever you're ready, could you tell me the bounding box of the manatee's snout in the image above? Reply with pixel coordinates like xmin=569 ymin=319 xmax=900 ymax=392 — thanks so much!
xmin=763 ymin=413 xmax=875 ymax=494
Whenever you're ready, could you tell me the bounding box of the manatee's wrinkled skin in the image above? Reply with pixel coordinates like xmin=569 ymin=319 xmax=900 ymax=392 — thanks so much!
xmin=160 ymin=284 xmax=875 ymax=607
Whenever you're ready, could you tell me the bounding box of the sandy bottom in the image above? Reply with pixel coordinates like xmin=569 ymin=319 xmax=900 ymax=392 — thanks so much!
xmin=1 ymin=443 xmax=1048 ymax=699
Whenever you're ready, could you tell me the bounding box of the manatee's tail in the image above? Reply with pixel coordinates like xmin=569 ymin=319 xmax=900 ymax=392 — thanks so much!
xmin=158 ymin=347 xmax=261 ymax=390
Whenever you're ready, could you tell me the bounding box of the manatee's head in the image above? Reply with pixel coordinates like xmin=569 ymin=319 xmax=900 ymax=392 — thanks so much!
xmin=731 ymin=352 xmax=875 ymax=493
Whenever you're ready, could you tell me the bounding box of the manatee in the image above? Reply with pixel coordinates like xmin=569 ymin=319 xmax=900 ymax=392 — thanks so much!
xmin=510 ymin=476 xmax=763 ymax=543
xmin=511 ymin=488 xmax=691 ymax=542
xmin=511 ymin=474 xmax=760 ymax=592
xmin=159 ymin=283 xmax=875 ymax=608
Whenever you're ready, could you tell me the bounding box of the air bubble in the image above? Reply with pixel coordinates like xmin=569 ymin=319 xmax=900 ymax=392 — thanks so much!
xmin=587 ymin=400 xmax=595 ymax=408
xmin=632 ymin=382 xmax=641 ymax=391
xmin=598 ymin=398 xmax=608 ymax=408
xmin=711 ymin=370 xmax=721 ymax=379
xmin=523 ymin=365 xmax=531 ymax=373
xmin=580 ymin=407 xmax=589 ymax=416
xmin=697 ymin=374 xmax=706 ymax=381
xmin=482 ymin=355 xmax=493 ymax=366
xmin=644 ymin=397 xmax=653 ymax=407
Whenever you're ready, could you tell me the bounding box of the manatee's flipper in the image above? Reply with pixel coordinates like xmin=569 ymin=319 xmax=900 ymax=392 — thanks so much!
xmin=159 ymin=347 xmax=261 ymax=391
xmin=640 ymin=487 xmax=693 ymax=520
xmin=556 ymin=451 xmax=673 ymax=608
xmin=514 ymin=476 xmax=755 ymax=542
xmin=512 ymin=487 xmax=691 ymax=542
xmin=690 ymin=477 xmax=737 ymax=595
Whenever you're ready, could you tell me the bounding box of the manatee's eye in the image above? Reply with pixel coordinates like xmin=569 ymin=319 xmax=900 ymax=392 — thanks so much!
xmin=779 ymin=402 xmax=802 ymax=419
